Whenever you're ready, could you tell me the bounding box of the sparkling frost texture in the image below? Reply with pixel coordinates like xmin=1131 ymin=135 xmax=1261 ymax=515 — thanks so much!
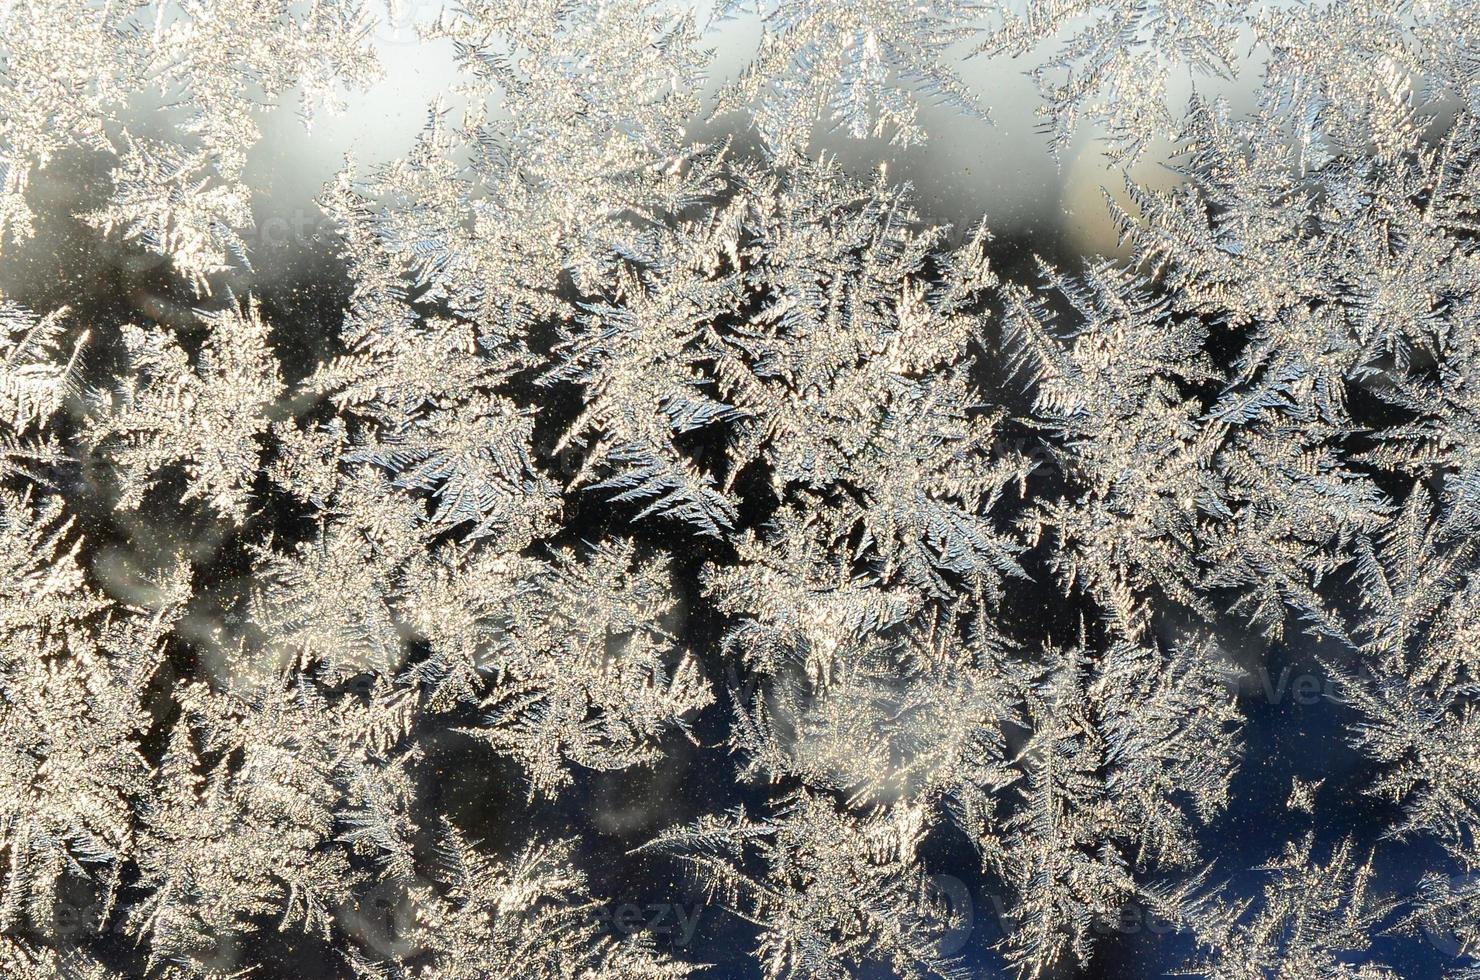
xmin=1 ymin=1 xmax=1479 ymax=978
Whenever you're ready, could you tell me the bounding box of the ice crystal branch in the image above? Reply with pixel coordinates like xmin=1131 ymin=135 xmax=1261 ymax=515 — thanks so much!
xmin=4 ymin=1 xmax=1480 ymax=978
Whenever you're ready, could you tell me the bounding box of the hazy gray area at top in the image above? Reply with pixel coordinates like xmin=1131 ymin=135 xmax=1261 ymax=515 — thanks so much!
xmin=243 ymin=1 xmax=1268 ymax=265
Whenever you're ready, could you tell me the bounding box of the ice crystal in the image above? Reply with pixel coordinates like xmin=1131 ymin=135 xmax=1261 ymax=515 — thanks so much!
xmin=4 ymin=1 xmax=1480 ymax=978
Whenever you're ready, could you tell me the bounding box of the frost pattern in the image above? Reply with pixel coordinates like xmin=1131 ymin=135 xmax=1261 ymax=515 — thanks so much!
xmin=2 ymin=2 xmax=1480 ymax=979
